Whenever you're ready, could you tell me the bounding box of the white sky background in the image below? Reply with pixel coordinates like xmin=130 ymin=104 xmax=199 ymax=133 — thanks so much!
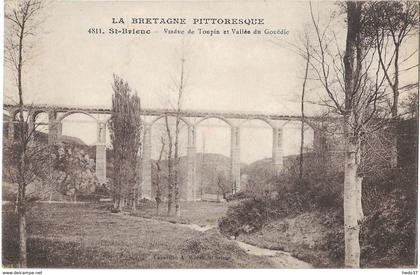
xmin=3 ymin=0 xmax=418 ymax=163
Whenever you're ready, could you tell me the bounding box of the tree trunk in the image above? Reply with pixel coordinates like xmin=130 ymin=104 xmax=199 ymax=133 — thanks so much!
xmin=174 ymin=118 xmax=181 ymax=218
xmin=18 ymin=209 xmax=27 ymax=267
xmin=390 ymin=47 xmax=399 ymax=168
xmin=113 ymin=196 xmax=118 ymax=210
xmin=49 ymin=190 xmax=53 ymax=203
xmin=15 ymin=194 xmax=19 ymax=213
xmin=167 ymin=170 xmax=173 ymax=216
xmin=156 ymin=202 xmax=160 ymax=215
xmin=175 ymin=201 xmax=181 ymax=217
xmin=299 ymin=49 xmax=309 ymax=184
xmin=342 ymin=2 xmax=364 ymax=267
xmin=174 ymin=175 xmax=181 ymax=217
xmin=174 ymin=167 xmax=181 ymax=217
xmin=155 ymin=139 xmax=164 ymax=216
xmin=167 ymin=186 xmax=173 ymax=216
xmin=118 ymin=197 xmax=124 ymax=211
xmin=165 ymin=116 xmax=174 ymax=216
xmin=343 ymin=130 xmax=364 ymax=268
xmin=132 ymin=192 xmax=137 ymax=211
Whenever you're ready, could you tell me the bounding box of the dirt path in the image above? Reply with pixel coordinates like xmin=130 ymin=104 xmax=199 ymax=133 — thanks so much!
xmin=235 ymin=240 xmax=312 ymax=268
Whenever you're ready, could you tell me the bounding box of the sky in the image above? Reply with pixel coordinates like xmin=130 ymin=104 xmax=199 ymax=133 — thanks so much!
xmin=3 ymin=0 xmax=418 ymax=163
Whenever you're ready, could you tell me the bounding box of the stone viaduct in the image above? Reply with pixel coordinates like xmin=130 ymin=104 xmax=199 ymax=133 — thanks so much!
xmin=4 ymin=104 xmax=329 ymax=201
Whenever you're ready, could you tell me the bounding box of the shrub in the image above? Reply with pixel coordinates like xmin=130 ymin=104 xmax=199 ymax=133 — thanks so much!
xmin=360 ymin=166 xmax=417 ymax=267
xmin=219 ymin=154 xmax=417 ymax=267
xmin=319 ymin=166 xmax=417 ymax=267
xmin=219 ymin=154 xmax=346 ymax=238
xmin=219 ymin=195 xmax=280 ymax=237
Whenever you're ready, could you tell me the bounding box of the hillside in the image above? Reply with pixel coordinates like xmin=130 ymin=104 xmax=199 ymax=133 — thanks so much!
xmin=150 ymin=153 xmax=242 ymax=199
xmin=33 ymin=131 xmax=88 ymax=147
xmin=219 ymin=119 xmax=418 ymax=267
xmin=3 ymin=130 xmax=97 ymax=201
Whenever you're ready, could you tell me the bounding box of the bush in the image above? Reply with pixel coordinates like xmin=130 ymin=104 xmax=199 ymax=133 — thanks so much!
xmin=219 ymin=195 xmax=280 ymax=237
xmin=359 ymin=166 xmax=417 ymax=267
xmin=225 ymin=191 xmax=252 ymax=202
xmin=219 ymin=154 xmax=417 ymax=267
xmin=319 ymin=166 xmax=417 ymax=267
xmin=219 ymin=154 xmax=346 ymax=239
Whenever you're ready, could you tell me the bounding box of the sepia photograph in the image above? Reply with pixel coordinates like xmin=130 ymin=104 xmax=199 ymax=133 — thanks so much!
xmin=1 ymin=0 xmax=419 ymax=271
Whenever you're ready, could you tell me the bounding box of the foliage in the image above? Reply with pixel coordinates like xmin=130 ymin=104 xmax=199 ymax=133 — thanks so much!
xmin=3 ymin=131 xmax=101 ymax=203
xmin=222 ymin=165 xmax=417 ymax=267
xmin=108 ymin=74 xmax=142 ymax=209
xmin=3 ymin=140 xmax=55 ymax=202
xmin=401 ymin=92 xmax=419 ymax=119
xmin=324 ymin=165 xmax=417 ymax=267
xmin=362 ymin=1 xmax=419 ymax=48
xmin=219 ymin=127 xmax=417 ymax=267
xmin=51 ymin=145 xmax=98 ymax=201
xmin=219 ymin=196 xmax=281 ymax=237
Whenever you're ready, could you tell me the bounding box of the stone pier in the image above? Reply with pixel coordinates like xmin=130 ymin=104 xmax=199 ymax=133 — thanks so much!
xmin=7 ymin=121 xmax=14 ymax=143
xmin=230 ymin=126 xmax=241 ymax=193
xmin=27 ymin=111 xmax=35 ymax=139
xmin=95 ymin=122 xmax=107 ymax=184
xmin=313 ymin=127 xmax=328 ymax=154
xmin=272 ymin=128 xmax=283 ymax=175
xmin=141 ymin=124 xmax=152 ymax=199
xmin=48 ymin=112 xmax=62 ymax=145
xmin=186 ymin=125 xmax=197 ymax=201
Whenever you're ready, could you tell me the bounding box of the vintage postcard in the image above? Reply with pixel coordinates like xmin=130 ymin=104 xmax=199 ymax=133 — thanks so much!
xmin=2 ymin=0 xmax=419 ymax=272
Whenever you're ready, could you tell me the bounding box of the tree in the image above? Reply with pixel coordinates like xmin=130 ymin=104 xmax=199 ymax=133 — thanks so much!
xmin=299 ymin=37 xmax=310 ymax=183
xmin=109 ymin=74 xmax=142 ymax=211
xmin=4 ymin=0 xmax=45 ymax=267
xmin=153 ymin=137 xmax=166 ymax=214
xmin=364 ymin=1 xmax=418 ymax=118
xmin=164 ymin=45 xmax=188 ymax=217
xmin=341 ymin=3 xmax=365 ymax=266
xmin=216 ymin=171 xmax=230 ymax=202
xmin=363 ymin=1 xmax=419 ymax=167
xmin=308 ymin=1 xmax=393 ymax=267
xmin=401 ymin=91 xmax=418 ymax=119
xmin=64 ymin=147 xmax=97 ymax=202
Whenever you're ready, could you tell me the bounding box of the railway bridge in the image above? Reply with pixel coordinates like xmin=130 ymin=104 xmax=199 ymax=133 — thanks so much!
xmin=3 ymin=104 xmax=330 ymax=201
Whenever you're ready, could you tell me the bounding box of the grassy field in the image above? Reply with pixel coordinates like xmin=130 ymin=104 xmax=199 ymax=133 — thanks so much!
xmin=132 ymin=200 xmax=230 ymax=227
xmin=2 ymin=202 xmax=273 ymax=268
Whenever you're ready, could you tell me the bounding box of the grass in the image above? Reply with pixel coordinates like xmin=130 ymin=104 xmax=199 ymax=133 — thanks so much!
xmin=2 ymin=202 xmax=273 ymax=268
xmin=131 ymin=200 xmax=230 ymax=227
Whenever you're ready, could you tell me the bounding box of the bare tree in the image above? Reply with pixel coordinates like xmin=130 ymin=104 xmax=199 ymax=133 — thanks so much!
xmin=401 ymin=91 xmax=418 ymax=119
xmin=216 ymin=171 xmax=229 ymax=202
xmin=164 ymin=44 xmax=188 ymax=217
xmin=153 ymin=137 xmax=166 ymax=214
xmin=363 ymin=1 xmax=419 ymax=167
xmin=299 ymin=37 xmax=311 ymax=183
xmin=364 ymin=1 xmax=418 ymax=118
xmin=4 ymin=0 xmax=45 ymax=267
xmin=308 ymin=1 xmax=393 ymax=267
xmin=164 ymin=116 xmax=175 ymax=216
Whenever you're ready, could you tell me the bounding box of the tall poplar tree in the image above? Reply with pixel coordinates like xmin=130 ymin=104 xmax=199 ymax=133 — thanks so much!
xmin=109 ymin=75 xmax=142 ymax=211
